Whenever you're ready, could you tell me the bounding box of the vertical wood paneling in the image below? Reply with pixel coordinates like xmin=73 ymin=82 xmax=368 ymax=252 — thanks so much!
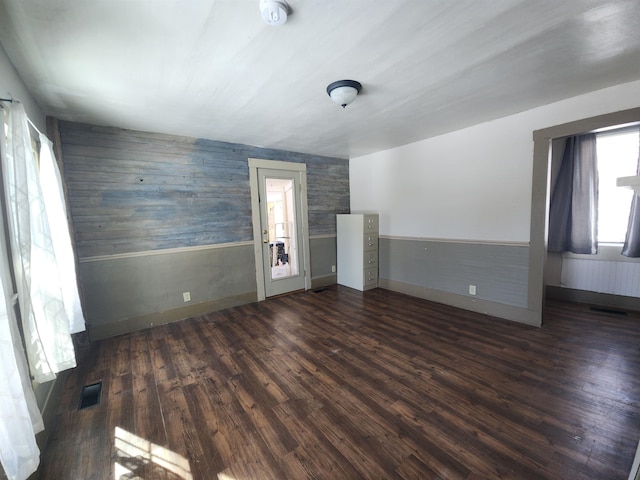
xmin=59 ymin=121 xmax=349 ymax=258
xmin=562 ymin=258 xmax=640 ymax=297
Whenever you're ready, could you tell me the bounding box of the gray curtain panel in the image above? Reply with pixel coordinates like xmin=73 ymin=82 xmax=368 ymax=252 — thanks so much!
xmin=622 ymin=130 xmax=640 ymax=257
xmin=548 ymin=134 xmax=598 ymax=254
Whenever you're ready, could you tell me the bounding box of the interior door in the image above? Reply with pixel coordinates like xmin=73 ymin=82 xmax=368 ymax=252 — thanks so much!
xmin=257 ymin=168 xmax=306 ymax=297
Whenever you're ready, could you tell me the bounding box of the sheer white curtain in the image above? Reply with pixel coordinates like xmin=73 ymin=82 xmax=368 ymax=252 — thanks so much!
xmin=0 ymin=102 xmax=84 ymax=479
xmin=0 ymin=217 xmax=43 ymax=480
xmin=39 ymin=134 xmax=85 ymax=333
xmin=2 ymin=102 xmax=77 ymax=383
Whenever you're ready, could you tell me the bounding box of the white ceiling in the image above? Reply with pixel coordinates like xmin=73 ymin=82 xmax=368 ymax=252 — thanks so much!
xmin=1 ymin=0 xmax=640 ymax=159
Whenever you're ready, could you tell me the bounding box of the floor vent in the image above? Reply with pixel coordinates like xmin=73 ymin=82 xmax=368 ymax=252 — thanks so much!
xmin=79 ymin=381 xmax=102 ymax=410
xmin=589 ymin=306 xmax=628 ymax=316
xmin=313 ymin=288 xmax=329 ymax=293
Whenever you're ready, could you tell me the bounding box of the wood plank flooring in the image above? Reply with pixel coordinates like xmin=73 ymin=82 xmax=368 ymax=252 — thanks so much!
xmin=36 ymin=286 xmax=640 ymax=479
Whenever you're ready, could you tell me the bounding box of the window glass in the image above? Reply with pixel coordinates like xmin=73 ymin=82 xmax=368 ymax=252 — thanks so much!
xmin=596 ymin=129 xmax=639 ymax=243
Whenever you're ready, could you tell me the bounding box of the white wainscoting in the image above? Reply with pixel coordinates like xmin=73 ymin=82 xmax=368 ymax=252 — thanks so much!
xmin=561 ymin=256 xmax=640 ymax=297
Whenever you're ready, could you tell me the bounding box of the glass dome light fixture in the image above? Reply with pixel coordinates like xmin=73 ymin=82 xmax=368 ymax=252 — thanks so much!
xmin=260 ymin=0 xmax=289 ymax=26
xmin=326 ymin=80 xmax=362 ymax=108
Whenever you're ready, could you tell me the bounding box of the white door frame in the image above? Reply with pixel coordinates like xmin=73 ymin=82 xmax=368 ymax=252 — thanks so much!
xmin=248 ymin=158 xmax=311 ymax=301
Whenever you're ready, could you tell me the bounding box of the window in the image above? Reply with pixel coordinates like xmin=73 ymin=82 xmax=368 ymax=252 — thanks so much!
xmin=596 ymin=128 xmax=639 ymax=243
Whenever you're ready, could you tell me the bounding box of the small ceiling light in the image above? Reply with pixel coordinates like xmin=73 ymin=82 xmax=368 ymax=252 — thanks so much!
xmin=260 ymin=0 xmax=289 ymax=26
xmin=326 ymin=80 xmax=362 ymax=108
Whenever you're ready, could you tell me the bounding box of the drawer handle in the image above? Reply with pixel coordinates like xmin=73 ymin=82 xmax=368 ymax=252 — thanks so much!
xmin=368 ymin=243 xmax=374 ymax=247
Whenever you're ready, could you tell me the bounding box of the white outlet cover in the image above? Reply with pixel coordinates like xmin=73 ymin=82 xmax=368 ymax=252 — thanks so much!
xmin=469 ymin=285 xmax=476 ymax=295
xmin=183 ymin=291 xmax=191 ymax=302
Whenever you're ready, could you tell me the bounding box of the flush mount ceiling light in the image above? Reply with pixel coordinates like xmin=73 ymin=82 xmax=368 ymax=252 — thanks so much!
xmin=326 ymin=80 xmax=362 ymax=108
xmin=260 ymin=0 xmax=289 ymax=26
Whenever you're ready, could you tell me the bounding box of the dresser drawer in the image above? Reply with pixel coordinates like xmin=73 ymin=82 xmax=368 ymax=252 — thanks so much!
xmin=364 ymin=251 xmax=378 ymax=269
xmin=363 ymin=214 xmax=379 ymax=232
xmin=363 ymin=233 xmax=378 ymax=252
xmin=363 ymin=268 xmax=378 ymax=287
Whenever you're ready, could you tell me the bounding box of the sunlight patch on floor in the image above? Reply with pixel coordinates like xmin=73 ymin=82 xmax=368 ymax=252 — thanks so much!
xmin=114 ymin=426 xmax=193 ymax=480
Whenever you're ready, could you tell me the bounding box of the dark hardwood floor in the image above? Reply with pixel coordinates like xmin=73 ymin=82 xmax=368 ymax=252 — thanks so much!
xmin=36 ymin=286 xmax=640 ymax=479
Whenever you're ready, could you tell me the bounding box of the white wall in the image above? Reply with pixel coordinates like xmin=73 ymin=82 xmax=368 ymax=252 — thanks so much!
xmin=0 ymin=42 xmax=45 ymax=130
xmin=351 ymin=80 xmax=640 ymax=243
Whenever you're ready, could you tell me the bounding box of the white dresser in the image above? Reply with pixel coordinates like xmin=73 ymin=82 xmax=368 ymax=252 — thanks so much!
xmin=336 ymin=213 xmax=379 ymax=291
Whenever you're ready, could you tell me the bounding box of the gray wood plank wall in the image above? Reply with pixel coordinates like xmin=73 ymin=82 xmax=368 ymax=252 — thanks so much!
xmin=59 ymin=121 xmax=349 ymax=258
xmin=379 ymin=237 xmax=529 ymax=308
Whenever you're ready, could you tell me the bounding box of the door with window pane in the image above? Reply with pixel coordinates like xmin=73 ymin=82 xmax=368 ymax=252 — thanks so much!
xmin=257 ymin=168 xmax=306 ymax=297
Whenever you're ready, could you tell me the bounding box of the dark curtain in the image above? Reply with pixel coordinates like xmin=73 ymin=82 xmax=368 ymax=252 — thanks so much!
xmin=548 ymin=133 xmax=598 ymax=254
xmin=622 ymin=131 xmax=640 ymax=257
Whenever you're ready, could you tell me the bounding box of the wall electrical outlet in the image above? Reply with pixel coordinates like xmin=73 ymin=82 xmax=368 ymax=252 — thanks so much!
xmin=331 ymin=265 xmax=336 ymax=273
xmin=183 ymin=291 xmax=191 ymax=302
xmin=469 ymin=285 xmax=476 ymax=296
